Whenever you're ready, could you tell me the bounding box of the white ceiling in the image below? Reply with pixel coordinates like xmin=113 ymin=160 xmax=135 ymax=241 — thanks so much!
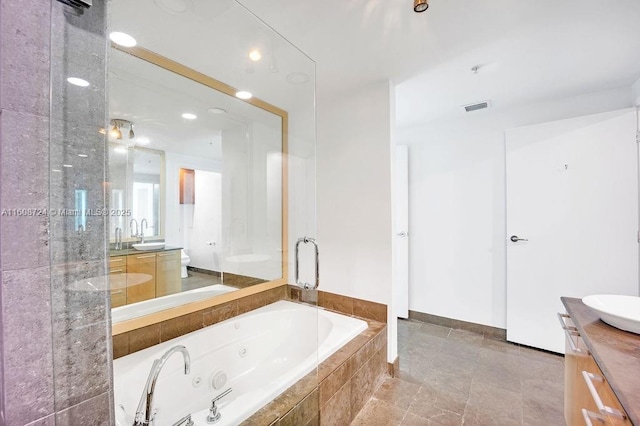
xmin=237 ymin=0 xmax=640 ymax=127
xmin=109 ymin=47 xmax=281 ymax=159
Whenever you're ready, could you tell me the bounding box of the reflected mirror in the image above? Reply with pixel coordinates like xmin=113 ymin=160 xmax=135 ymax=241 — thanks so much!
xmin=108 ymin=45 xmax=286 ymax=326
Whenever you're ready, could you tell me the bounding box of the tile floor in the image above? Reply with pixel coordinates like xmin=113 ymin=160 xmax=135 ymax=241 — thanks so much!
xmin=181 ymin=270 xmax=223 ymax=292
xmin=352 ymin=319 xmax=565 ymax=425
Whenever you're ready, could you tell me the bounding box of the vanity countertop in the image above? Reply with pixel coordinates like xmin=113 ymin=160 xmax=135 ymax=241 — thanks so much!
xmin=562 ymin=297 xmax=640 ymax=425
xmin=109 ymin=246 xmax=182 ymax=257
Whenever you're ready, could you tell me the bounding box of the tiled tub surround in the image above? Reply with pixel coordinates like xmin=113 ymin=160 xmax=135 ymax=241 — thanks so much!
xmin=114 ymin=301 xmax=369 ymax=425
xmin=111 ymin=284 xmax=237 ymax=323
xmin=112 ymin=285 xmax=289 ymax=358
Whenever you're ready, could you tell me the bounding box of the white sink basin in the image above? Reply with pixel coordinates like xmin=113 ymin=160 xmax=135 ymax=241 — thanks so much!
xmin=582 ymin=294 xmax=640 ymax=334
xmin=131 ymin=242 xmax=165 ymax=251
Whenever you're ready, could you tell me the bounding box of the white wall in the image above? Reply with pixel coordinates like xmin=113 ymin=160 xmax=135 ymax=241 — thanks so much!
xmin=188 ymin=171 xmax=222 ymax=271
xmin=634 ymin=77 xmax=640 ymax=106
xmin=164 ymin=151 xmax=221 ymax=251
xmin=317 ymin=80 xmax=397 ymax=362
xmin=397 ymin=86 xmax=635 ymax=329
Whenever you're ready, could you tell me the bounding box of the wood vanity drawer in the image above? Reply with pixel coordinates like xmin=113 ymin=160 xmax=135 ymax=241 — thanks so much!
xmin=109 ymin=260 xmax=127 ymax=308
xmin=126 ymin=253 xmax=156 ymax=304
xmin=580 ymin=357 xmax=632 ymax=425
xmin=156 ymin=250 xmax=181 ymax=297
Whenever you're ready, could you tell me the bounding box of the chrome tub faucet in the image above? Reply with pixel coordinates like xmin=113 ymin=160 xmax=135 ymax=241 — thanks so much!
xmin=134 ymin=345 xmax=191 ymax=426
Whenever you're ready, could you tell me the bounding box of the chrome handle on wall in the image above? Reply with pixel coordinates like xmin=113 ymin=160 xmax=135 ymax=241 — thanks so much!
xmin=582 ymin=408 xmax=606 ymax=425
xmin=296 ymin=237 xmax=319 ymax=290
xmin=581 ymin=371 xmax=626 ymax=419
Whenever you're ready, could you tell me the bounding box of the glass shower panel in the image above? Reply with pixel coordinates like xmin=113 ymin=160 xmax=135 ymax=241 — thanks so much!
xmin=49 ymin=0 xmax=113 ymax=422
xmin=108 ymin=0 xmax=317 ymax=423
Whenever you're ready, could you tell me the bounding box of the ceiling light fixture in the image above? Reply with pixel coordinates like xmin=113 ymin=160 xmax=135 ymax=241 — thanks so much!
xmin=109 ymin=32 xmax=137 ymax=47
xmin=182 ymin=113 xmax=197 ymax=120
xmin=414 ymin=0 xmax=429 ymax=12
xmin=249 ymin=50 xmax=262 ymax=62
xmin=109 ymin=119 xmax=135 ymax=140
xmin=78 ymin=154 xmax=89 ymax=158
xmin=63 ymin=164 xmax=73 ymax=168
xmin=235 ymin=91 xmax=252 ymax=100
xmin=67 ymin=77 xmax=90 ymax=87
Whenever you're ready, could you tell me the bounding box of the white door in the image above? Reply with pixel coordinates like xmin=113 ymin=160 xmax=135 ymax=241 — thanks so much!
xmin=506 ymin=108 xmax=639 ymax=353
xmin=394 ymin=145 xmax=409 ymax=318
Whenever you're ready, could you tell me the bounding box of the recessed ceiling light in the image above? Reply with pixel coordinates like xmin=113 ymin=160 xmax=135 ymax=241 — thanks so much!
xmin=154 ymin=0 xmax=193 ymax=14
xmin=249 ymin=50 xmax=262 ymax=62
xmin=136 ymin=137 xmax=150 ymax=145
xmin=114 ymin=147 xmax=128 ymax=154
xmin=182 ymin=113 xmax=197 ymax=120
xmin=109 ymin=32 xmax=137 ymax=47
xmin=208 ymin=108 xmax=227 ymax=115
xmin=67 ymin=77 xmax=90 ymax=87
xmin=286 ymin=72 xmax=310 ymax=85
xmin=63 ymin=164 xmax=73 ymax=168
xmin=78 ymin=154 xmax=89 ymax=158
xmin=235 ymin=91 xmax=252 ymax=100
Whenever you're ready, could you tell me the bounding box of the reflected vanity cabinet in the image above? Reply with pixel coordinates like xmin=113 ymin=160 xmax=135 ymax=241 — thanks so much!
xmin=109 ymin=249 xmax=182 ymax=307
xmin=109 ymin=256 xmax=127 ymax=308
xmin=560 ymin=314 xmax=632 ymax=426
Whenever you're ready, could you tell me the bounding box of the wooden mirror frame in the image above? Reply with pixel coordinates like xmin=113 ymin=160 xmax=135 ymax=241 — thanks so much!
xmin=110 ymin=44 xmax=288 ymax=336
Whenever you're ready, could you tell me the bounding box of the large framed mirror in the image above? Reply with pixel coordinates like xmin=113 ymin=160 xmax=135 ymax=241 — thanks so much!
xmin=109 ymin=44 xmax=288 ymax=334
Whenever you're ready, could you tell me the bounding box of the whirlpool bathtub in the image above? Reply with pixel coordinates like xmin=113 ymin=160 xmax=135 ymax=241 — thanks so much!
xmin=113 ymin=299 xmax=368 ymax=425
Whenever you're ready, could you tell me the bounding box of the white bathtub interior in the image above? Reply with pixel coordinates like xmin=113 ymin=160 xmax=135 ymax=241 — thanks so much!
xmin=114 ymin=300 xmax=368 ymax=426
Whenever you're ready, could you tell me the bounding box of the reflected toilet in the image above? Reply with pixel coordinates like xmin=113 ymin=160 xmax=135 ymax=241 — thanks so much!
xmin=181 ymin=249 xmax=191 ymax=278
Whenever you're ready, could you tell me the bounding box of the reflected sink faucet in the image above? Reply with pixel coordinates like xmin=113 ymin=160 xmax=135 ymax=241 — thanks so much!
xmin=115 ymin=227 xmax=122 ymax=250
xmin=130 ymin=218 xmax=139 ymax=241
xmin=140 ymin=218 xmax=148 ymax=244
xmin=134 ymin=345 xmax=191 ymax=426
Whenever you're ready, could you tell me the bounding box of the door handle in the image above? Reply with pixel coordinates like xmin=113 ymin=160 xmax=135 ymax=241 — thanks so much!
xmin=510 ymin=235 xmax=528 ymax=242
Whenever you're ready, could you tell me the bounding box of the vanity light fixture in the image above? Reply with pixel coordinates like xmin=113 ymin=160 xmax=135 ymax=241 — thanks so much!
xmin=414 ymin=0 xmax=429 ymax=12
xmin=110 ymin=125 xmax=122 ymax=140
xmin=249 ymin=50 xmax=262 ymax=62
xmin=109 ymin=119 xmax=135 ymax=140
xmin=67 ymin=77 xmax=90 ymax=87
xmin=109 ymin=32 xmax=137 ymax=47
xmin=182 ymin=113 xmax=197 ymax=120
xmin=235 ymin=91 xmax=252 ymax=100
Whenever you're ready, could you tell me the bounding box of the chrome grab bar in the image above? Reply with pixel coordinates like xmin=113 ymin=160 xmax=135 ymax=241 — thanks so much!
xmin=295 ymin=237 xmax=319 ymax=290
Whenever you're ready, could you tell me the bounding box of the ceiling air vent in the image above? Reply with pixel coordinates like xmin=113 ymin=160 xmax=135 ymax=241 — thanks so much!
xmin=463 ymin=101 xmax=490 ymax=112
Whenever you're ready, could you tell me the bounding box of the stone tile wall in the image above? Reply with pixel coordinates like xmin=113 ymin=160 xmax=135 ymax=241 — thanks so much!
xmin=0 ymin=1 xmax=111 ymax=424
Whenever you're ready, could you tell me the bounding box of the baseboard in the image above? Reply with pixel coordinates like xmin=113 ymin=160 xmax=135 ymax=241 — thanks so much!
xmin=408 ymin=310 xmax=506 ymax=340
xmin=186 ymin=266 xmax=221 ymax=278
xmin=387 ymin=356 xmax=399 ymax=378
